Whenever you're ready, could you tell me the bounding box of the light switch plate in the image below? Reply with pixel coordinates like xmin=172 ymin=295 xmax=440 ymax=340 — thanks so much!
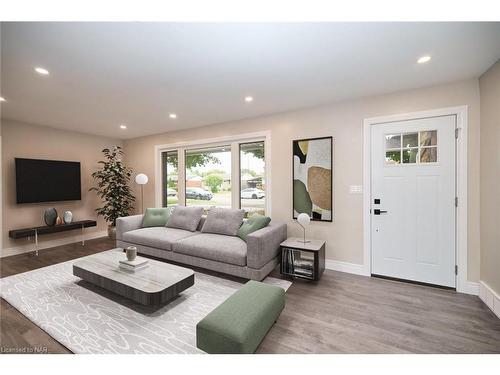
xmin=349 ymin=185 xmax=363 ymax=194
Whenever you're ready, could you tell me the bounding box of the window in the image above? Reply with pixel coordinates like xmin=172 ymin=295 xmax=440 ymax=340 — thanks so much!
xmin=240 ymin=142 xmax=266 ymax=217
xmin=159 ymin=134 xmax=269 ymax=215
xmin=162 ymin=150 xmax=178 ymax=207
xmin=385 ymin=130 xmax=438 ymax=165
xmin=185 ymin=146 xmax=232 ymax=210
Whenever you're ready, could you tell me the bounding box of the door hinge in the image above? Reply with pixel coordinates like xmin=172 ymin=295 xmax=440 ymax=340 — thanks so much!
xmin=455 ymin=265 xmax=458 ymax=275
xmin=455 ymin=197 xmax=458 ymax=207
xmin=455 ymin=128 xmax=460 ymax=139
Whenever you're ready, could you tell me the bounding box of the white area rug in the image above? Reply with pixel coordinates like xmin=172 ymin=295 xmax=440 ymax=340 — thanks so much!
xmin=0 ymin=258 xmax=291 ymax=354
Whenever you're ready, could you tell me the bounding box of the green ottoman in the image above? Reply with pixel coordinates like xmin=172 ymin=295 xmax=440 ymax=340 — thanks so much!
xmin=196 ymin=280 xmax=285 ymax=354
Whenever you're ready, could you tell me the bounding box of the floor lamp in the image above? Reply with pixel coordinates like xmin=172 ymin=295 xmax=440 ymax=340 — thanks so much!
xmin=135 ymin=173 xmax=148 ymax=213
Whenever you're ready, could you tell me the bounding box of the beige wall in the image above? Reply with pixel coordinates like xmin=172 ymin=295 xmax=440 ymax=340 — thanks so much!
xmin=479 ymin=60 xmax=500 ymax=294
xmin=1 ymin=120 xmax=122 ymax=254
xmin=124 ymin=79 xmax=481 ymax=282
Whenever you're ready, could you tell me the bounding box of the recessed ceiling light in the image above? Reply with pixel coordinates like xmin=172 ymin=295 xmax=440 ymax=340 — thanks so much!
xmin=0 ymin=96 xmax=5 ymax=102
xmin=34 ymin=66 xmax=50 ymax=75
xmin=417 ymin=55 xmax=431 ymax=64
xmin=120 ymin=124 xmax=127 ymax=129
xmin=169 ymin=113 xmax=177 ymax=119
xmin=244 ymin=96 xmax=253 ymax=103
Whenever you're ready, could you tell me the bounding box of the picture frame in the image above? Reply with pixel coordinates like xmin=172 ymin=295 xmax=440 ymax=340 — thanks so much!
xmin=292 ymin=136 xmax=333 ymax=222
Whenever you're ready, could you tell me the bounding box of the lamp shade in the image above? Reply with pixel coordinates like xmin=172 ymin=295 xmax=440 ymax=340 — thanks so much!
xmin=297 ymin=213 xmax=311 ymax=226
xmin=135 ymin=173 xmax=148 ymax=185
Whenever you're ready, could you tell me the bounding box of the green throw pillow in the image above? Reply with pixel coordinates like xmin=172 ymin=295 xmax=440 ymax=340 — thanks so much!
xmin=142 ymin=207 xmax=175 ymax=227
xmin=237 ymin=214 xmax=271 ymax=242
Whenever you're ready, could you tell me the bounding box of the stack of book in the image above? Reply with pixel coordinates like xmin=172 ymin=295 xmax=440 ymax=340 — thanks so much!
xmin=293 ymin=258 xmax=314 ymax=278
xmin=119 ymin=258 xmax=149 ymax=272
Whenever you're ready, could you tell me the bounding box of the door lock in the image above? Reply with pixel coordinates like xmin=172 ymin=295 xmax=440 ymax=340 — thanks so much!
xmin=373 ymin=209 xmax=388 ymax=215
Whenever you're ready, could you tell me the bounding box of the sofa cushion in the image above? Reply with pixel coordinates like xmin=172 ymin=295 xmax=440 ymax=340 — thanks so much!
xmin=167 ymin=206 xmax=204 ymax=232
xmin=237 ymin=214 xmax=271 ymax=242
xmin=122 ymin=227 xmax=197 ymax=250
xmin=142 ymin=207 xmax=174 ymax=227
xmin=173 ymin=233 xmax=247 ymax=266
xmin=201 ymin=207 xmax=245 ymax=236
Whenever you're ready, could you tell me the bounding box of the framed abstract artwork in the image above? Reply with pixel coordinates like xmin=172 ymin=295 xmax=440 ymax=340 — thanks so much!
xmin=293 ymin=136 xmax=333 ymax=222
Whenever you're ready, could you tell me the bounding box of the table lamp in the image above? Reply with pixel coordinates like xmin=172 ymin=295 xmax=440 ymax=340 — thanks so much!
xmin=296 ymin=213 xmax=311 ymax=243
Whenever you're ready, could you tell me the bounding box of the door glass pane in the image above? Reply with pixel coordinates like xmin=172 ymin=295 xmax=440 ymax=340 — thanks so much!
xmin=240 ymin=142 xmax=266 ymax=217
xmin=420 ymin=130 xmax=437 ymax=147
xmin=185 ymin=146 xmax=231 ymax=210
xmin=385 ymin=150 xmax=401 ymax=164
xmin=403 ymin=133 xmax=418 ymax=148
xmin=420 ymin=147 xmax=437 ymax=163
xmin=162 ymin=150 xmax=178 ymax=207
xmin=402 ymin=148 xmax=418 ymax=164
xmin=385 ymin=134 xmax=401 ymax=149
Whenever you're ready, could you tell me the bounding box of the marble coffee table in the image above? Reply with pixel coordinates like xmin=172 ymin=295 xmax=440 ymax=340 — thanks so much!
xmin=73 ymin=249 xmax=195 ymax=305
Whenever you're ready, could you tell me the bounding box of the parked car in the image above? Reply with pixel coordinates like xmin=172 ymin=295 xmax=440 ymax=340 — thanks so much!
xmin=186 ymin=187 xmax=213 ymax=200
xmin=241 ymin=188 xmax=265 ymax=199
xmin=166 ymin=188 xmax=177 ymax=197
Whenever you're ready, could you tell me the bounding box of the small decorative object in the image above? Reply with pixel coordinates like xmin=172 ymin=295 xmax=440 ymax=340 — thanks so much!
xmin=296 ymin=213 xmax=311 ymax=243
xmin=63 ymin=210 xmax=73 ymax=224
xmin=293 ymin=136 xmax=333 ymax=222
xmin=89 ymin=146 xmax=135 ymax=239
xmin=126 ymin=246 xmax=138 ymax=261
xmin=135 ymin=173 xmax=149 ymax=213
xmin=44 ymin=208 xmax=58 ymax=226
xmin=55 ymin=216 xmax=63 ymax=225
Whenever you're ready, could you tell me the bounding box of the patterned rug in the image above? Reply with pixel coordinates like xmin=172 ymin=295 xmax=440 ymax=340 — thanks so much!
xmin=0 ymin=257 xmax=291 ymax=354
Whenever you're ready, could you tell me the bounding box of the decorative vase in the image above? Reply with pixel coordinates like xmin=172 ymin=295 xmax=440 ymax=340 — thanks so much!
xmin=44 ymin=208 xmax=58 ymax=226
xmin=126 ymin=246 xmax=137 ymax=261
xmin=55 ymin=216 xmax=63 ymax=225
xmin=63 ymin=211 xmax=73 ymax=224
xmin=107 ymin=225 xmax=117 ymax=240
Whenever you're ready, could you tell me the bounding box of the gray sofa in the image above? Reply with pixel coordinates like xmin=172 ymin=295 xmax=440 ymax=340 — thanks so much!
xmin=116 ymin=214 xmax=287 ymax=281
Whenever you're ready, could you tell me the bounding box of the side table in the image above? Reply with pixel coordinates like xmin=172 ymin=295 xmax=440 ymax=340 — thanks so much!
xmin=280 ymin=238 xmax=325 ymax=281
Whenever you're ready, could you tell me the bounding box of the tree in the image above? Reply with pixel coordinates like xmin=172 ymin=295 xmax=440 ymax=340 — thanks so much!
xmin=166 ymin=153 xmax=220 ymax=170
xmin=201 ymin=168 xmax=226 ymax=177
xmin=89 ymin=146 xmax=135 ymax=226
xmin=241 ymin=168 xmax=257 ymax=177
xmin=242 ymin=146 xmax=264 ymax=160
xmin=204 ymin=174 xmax=224 ymax=193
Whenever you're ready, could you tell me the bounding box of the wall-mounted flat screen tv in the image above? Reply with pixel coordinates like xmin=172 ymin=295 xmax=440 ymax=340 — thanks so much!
xmin=15 ymin=158 xmax=82 ymax=204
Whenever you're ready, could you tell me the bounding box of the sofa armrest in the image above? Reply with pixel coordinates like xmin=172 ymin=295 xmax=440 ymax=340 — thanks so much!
xmin=116 ymin=214 xmax=144 ymax=241
xmin=246 ymin=221 xmax=287 ymax=269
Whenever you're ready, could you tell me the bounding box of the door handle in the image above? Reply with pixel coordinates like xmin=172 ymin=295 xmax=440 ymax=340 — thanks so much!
xmin=374 ymin=209 xmax=388 ymax=215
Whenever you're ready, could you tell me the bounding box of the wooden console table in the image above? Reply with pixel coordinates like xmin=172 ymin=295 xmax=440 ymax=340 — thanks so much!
xmin=9 ymin=220 xmax=97 ymax=255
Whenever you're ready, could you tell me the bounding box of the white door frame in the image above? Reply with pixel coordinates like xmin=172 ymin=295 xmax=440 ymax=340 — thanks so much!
xmin=363 ymin=106 xmax=474 ymax=294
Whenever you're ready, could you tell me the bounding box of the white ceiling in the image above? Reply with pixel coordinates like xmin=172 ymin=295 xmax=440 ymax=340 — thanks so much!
xmin=1 ymin=22 xmax=499 ymax=139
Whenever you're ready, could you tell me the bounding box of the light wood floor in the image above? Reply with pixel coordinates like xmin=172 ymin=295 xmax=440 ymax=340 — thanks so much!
xmin=1 ymin=237 xmax=499 ymax=354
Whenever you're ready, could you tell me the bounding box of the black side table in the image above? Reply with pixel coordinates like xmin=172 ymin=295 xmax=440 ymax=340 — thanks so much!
xmin=280 ymin=238 xmax=326 ymax=281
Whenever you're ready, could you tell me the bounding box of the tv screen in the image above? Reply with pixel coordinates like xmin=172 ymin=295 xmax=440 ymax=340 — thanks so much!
xmin=15 ymin=158 xmax=82 ymax=204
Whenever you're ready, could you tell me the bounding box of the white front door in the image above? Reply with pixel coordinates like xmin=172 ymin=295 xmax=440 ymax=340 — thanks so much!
xmin=371 ymin=115 xmax=456 ymax=287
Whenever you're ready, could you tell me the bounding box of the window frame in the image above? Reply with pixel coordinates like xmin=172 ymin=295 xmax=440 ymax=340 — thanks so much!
xmin=384 ymin=130 xmax=439 ymax=166
xmin=184 ymin=144 xmax=232 ymax=209
xmin=155 ymin=131 xmax=271 ymax=215
xmin=239 ymin=140 xmax=266 ymax=216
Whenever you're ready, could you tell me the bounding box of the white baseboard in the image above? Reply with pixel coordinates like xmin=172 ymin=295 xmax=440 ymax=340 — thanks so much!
xmin=0 ymin=230 xmax=108 ymax=258
xmin=458 ymin=281 xmax=480 ymax=296
xmin=479 ymin=281 xmax=500 ymax=319
xmin=325 ymin=259 xmax=369 ymax=276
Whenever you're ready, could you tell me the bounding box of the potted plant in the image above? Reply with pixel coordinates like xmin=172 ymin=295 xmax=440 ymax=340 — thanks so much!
xmin=90 ymin=146 xmax=135 ymax=239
